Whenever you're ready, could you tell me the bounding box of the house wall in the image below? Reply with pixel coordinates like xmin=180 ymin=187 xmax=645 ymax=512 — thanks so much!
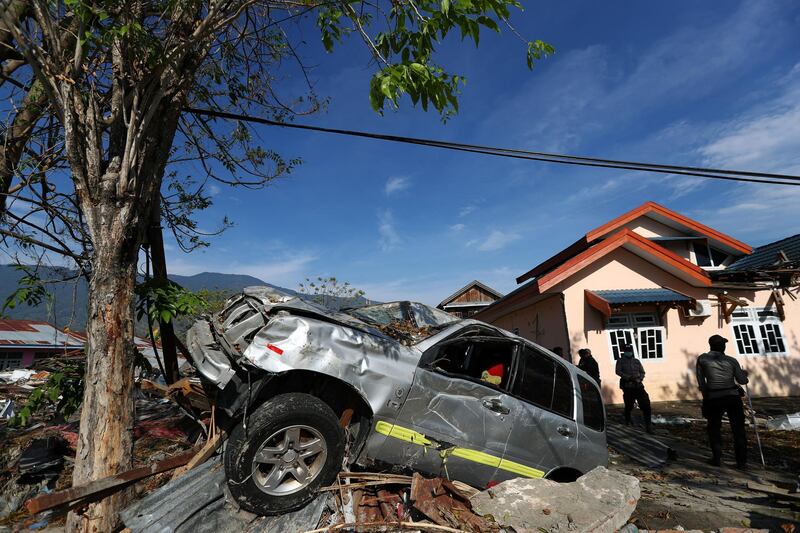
xmin=0 ymin=347 xmax=70 ymax=370
xmin=485 ymin=294 xmax=571 ymax=359
xmin=552 ymin=248 xmax=800 ymax=404
xmin=450 ymin=286 xmax=498 ymax=304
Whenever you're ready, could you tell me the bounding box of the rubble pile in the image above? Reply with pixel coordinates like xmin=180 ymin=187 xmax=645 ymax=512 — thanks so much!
xmin=0 ymin=370 xmax=49 ymax=421
xmin=327 ymin=471 xmax=498 ymax=532
xmin=375 ymin=320 xmax=433 ymax=346
xmin=0 ymin=374 xmax=198 ymax=530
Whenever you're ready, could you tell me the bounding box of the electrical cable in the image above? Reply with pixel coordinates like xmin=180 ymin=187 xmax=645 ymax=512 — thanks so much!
xmin=185 ymin=107 xmax=800 ymax=187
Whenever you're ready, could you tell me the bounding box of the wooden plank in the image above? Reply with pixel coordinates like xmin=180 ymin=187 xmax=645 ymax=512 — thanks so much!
xmin=171 ymin=431 xmax=225 ymax=480
xmin=26 ymin=447 xmax=199 ymax=514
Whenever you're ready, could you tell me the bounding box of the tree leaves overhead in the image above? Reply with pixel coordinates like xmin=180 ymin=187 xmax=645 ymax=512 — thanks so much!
xmin=316 ymin=1 xmax=553 ymax=119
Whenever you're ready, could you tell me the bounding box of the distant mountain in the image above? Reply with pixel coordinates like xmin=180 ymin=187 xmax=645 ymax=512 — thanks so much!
xmin=0 ymin=265 xmax=372 ymax=333
xmin=0 ymin=264 xmax=296 ymax=331
xmin=168 ymin=272 xmax=297 ymax=295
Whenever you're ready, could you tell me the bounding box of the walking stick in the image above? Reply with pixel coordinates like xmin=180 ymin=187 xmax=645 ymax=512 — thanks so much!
xmin=744 ymin=384 xmax=766 ymax=469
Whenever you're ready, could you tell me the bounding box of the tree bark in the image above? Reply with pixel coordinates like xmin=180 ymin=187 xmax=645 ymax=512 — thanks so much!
xmin=66 ymin=229 xmax=138 ymax=533
xmin=63 ymin=93 xmax=182 ymax=530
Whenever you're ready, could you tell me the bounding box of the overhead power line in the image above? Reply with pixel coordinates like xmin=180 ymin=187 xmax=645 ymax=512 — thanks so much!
xmin=185 ymin=107 xmax=800 ymax=187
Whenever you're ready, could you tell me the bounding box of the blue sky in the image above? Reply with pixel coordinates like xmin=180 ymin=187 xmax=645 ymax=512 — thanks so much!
xmin=165 ymin=0 xmax=800 ymax=304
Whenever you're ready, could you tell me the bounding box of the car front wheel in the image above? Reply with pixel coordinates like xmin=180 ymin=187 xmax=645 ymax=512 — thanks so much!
xmin=224 ymin=392 xmax=345 ymax=515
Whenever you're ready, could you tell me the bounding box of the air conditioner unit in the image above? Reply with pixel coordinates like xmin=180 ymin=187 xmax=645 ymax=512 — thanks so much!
xmin=686 ymin=299 xmax=712 ymax=317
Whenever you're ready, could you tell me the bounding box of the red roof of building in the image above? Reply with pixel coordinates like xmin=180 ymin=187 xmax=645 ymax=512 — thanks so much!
xmin=476 ymin=229 xmax=713 ymax=323
xmin=516 ymin=201 xmax=751 ymax=284
xmin=0 ymin=319 xmax=84 ymax=348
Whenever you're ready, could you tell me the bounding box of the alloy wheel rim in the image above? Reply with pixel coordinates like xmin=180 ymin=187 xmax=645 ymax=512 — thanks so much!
xmin=251 ymin=424 xmax=328 ymax=496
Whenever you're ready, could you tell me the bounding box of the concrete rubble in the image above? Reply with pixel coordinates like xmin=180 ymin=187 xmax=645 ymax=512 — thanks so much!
xmin=470 ymin=467 xmax=640 ymax=533
xmin=766 ymin=412 xmax=800 ymax=431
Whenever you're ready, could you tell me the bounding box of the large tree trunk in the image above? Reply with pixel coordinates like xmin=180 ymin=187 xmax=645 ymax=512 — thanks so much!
xmin=66 ymin=224 xmax=139 ymax=532
xmin=62 ymin=91 xmax=182 ymax=530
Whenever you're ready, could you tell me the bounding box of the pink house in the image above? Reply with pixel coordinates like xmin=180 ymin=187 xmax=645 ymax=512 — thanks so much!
xmin=0 ymin=319 xmax=85 ymax=370
xmin=0 ymin=319 xmax=167 ymax=372
xmin=474 ymin=202 xmax=800 ymax=403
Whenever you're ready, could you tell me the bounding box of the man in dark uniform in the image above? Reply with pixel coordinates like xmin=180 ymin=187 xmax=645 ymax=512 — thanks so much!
xmin=615 ymin=345 xmax=652 ymax=433
xmin=577 ymin=348 xmax=601 ymax=388
xmin=696 ymin=334 xmax=749 ymax=469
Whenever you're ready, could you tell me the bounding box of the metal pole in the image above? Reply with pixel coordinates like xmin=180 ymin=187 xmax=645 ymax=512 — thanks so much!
xmin=744 ymin=384 xmax=766 ymax=469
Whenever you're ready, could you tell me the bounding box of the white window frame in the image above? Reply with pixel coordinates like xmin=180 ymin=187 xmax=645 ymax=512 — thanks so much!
xmin=637 ymin=326 xmax=666 ymax=360
xmin=690 ymin=241 xmax=732 ymax=271
xmin=730 ymin=307 xmax=787 ymax=356
xmin=605 ymin=312 xmax=665 ymax=362
xmin=607 ymin=327 xmax=637 ymax=361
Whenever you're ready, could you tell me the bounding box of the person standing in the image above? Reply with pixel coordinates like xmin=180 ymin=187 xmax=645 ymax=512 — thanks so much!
xmin=696 ymin=334 xmax=749 ymax=469
xmin=615 ymin=345 xmax=652 ymax=433
xmin=578 ymin=348 xmax=601 ymax=388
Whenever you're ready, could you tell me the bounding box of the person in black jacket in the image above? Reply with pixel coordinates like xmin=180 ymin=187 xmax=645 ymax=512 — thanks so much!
xmin=615 ymin=345 xmax=652 ymax=433
xmin=577 ymin=348 xmax=601 ymax=388
xmin=696 ymin=334 xmax=749 ymax=469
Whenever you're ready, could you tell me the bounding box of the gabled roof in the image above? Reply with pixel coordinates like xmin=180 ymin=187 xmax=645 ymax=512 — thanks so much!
xmin=517 ymin=201 xmax=751 ymax=284
xmin=586 ymin=201 xmax=752 ymax=254
xmin=437 ymin=280 xmax=503 ymax=309
xmin=477 ymin=230 xmax=712 ymax=322
xmin=534 ymin=229 xmax=712 ymax=293
xmin=725 ymin=234 xmax=800 ymax=272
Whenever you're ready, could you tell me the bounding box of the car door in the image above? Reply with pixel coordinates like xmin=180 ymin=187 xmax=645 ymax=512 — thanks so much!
xmin=496 ymin=344 xmax=579 ymax=482
xmin=374 ymin=336 xmax=522 ymax=488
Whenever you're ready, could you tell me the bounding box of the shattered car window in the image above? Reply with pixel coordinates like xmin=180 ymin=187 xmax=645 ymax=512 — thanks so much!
xmin=346 ymin=302 xmax=406 ymax=325
xmin=409 ymin=303 xmax=459 ymax=328
xmin=345 ymin=302 xmax=458 ymax=346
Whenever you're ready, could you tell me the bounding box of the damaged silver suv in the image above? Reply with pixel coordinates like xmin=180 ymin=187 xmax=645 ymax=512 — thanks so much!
xmin=186 ymin=287 xmax=607 ymax=515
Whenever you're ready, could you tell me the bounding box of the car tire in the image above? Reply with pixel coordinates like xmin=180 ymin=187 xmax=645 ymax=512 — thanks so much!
xmin=224 ymin=392 xmax=345 ymax=515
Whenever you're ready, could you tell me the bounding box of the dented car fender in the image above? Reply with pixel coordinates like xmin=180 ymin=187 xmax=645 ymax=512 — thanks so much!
xmin=243 ymin=313 xmax=421 ymax=419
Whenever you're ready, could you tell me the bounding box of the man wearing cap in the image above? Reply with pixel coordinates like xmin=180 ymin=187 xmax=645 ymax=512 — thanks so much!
xmin=615 ymin=345 xmax=652 ymax=433
xmin=696 ymin=334 xmax=749 ymax=469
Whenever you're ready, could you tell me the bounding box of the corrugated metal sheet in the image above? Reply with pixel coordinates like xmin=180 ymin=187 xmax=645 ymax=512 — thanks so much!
xmin=120 ymin=455 xmax=332 ymax=533
xmin=120 ymin=456 xmax=228 ymax=533
xmin=0 ymin=319 xmax=84 ymax=348
xmin=726 ymin=234 xmax=800 ymax=271
xmin=591 ymin=288 xmax=692 ymax=305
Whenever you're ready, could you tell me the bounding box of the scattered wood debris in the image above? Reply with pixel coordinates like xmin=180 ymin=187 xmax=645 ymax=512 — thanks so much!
xmin=322 ymin=471 xmax=497 ymax=532
xmin=25 ymin=447 xmax=200 ymax=514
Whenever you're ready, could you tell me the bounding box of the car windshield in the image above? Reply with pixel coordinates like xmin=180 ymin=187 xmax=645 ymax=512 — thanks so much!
xmin=409 ymin=302 xmax=460 ymax=327
xmin=345 ymin=302 xmax=458 ymax=345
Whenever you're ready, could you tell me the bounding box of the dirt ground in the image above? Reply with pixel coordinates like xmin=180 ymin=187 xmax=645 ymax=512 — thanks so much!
xmin=607 ymin=396 xmax=800 ymax=532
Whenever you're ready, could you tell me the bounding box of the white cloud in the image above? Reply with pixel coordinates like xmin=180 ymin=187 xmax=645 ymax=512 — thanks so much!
xmin=384 ymin=176 xmax=411 ymax=195
xmin=484 ymin=2 xmax=789 ymax=153
xmin=689 ymin=185 xmax=800 ymax=242
xmin=687 ymin=65 xmax=800 ymax=241
xmin=378 ymin=209 xmax=401 ymax=251
xmin=207 ymin=184 xmax=222 ymax=197
xmin=475 ymin=230 xmax=521 ymax=252
xmin=699 ymin=65 xmax=800 ymax=173
xmin=449 ymin=223 xmax=466 ymax=232
xmin=458 ymin=205 xmax=476 ymax=217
